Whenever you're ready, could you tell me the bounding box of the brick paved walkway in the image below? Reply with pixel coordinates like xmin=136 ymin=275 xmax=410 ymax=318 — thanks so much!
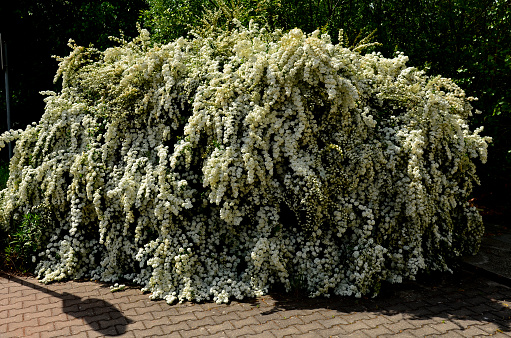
xmin=1 ymin=269 xmax=510 ymax=337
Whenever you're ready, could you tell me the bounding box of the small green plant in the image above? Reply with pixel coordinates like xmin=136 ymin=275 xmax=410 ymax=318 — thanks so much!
xmin=2 ymin=213 xmax=44 ymax=273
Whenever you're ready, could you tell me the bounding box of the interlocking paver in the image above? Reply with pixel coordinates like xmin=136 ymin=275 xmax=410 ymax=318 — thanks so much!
xmin=405 ymin=324 xmax=442 ymax=336
xmin=343 ymin=320 xmax=373 ymax=333
xmin=54 ymin=318 xmax=83 ymax=330
xmin=273 ymin=308 xmax=305 ymax=318
xmin=168 ymin=311 xmax=197 ymax=324
xmin=428 ymin=331 xmax=465 ymax=337
xmin=5 ymin=290 xmax=23 ymax=302
xmin=70 ymin=322 xmax=91 ymax=335
xmin=132 ymin=325 xmax=166 ymax=337
xmin=36 ymin=299 xmax=59 ymax=312
xmin=363 ymin=315 xmax=395 ymax=327
xmin=274 ymin=315 xmax=302 ymax=327
xmin=251 ymin=321 xmax=279 ymax=333
xmin=361 ymin=324 xmax=394 ymax=336
xmin=124 ymin=310 xmax=154 ymax=322
xmin=24 ymin=308 xmax=52 ymax=322
xmin=271 ymin=325 xmax=302 ymax=337
xmin=471 ymin=303 xmax=500 ymax=315
xmin=465 ymin=296 xmax=490 ymax=307
xmin=428 ymin=320 xmax=467 ymax=333
xmin=317 ymin=315 xmax=350 ymax=328
xmin=181 ymin=326 xmax=209 ymax=337
xmin=194 ymin=308 xmax=219 ymax=320
xmin=379 ymin=332 xmax=415 ymax=338
xmin=87 ymin=330 xmax=109 ymax=338
xmin=99 ymin=315 xmax=131 ymax=329
xmin=7 ymin=305 xmax=27 ymax=318
xmin=13 ymin=293 xmax=38 ymax=306
xmin=117 ymin=328 xmax=138 ymax=337
xmin=449 ymin=307 xmax=479 ymax=319
xmin=211 ymin=311 xmax=242 ymax=324
xmin=408 ymin=316 xmax=443 ymax=328
xmin=298 ymin=333 xmax=331 ymax=338
xmin=220 ymin=304 xmax=245 ymax=314
xmin=126 ymin=319 xmax=146 ymax=330
xmin=473 ymin=322 xmax=507 ymax=335
xmin=135 ymin=302 xmax=165 ymax=315
xmin=176 ymin=303 xmax=202 ymax=314
xmin=224 ymin=325 xmax=258 ymax=337
xmin=40 ymin=326 xmax=71 ymax=337
xmin=4 ymin=327 xmax=25 ymax=338
xmin=259 ymin=297 xmax=278 ymax=307
xmin=494 ymin=332 xmax=511 ymax=338
xmin=343 ymin=312 xmax=375 ymax=323
xmin=25 ymin=322 xmax=54 ymax=336
xmin=118 ymin=299 xmax=148 ymax=311
xmin=99 ymin=325 xmax=119 ymax=336
xmin=383 ymin=318 xmax=416 ymax=333
xmin=257 ymin=312 xmax=285 ymax=324
xmin=232 ymin=316 xmax=262 ymax=329
xmin=297 ymin=312 xmax=327 ymax=324
xmin=246 ymin=331 xmax=277 ymax=338
xmin=206 ymin=320 xmax=236 ymax=334
xmin=4 ymin=313 xmax=22 ymax=325
xmin=455 ymin=326 xmax=490 ymax=337
xmin=294 ymin=321 xmax=326 ymax=333
xmin=237 ymin=307 xmax=265 ymax=319
xmin=85 ymin=312 xmax=113 ymax=323
xmin=342 ymin=330 xmax=371 ymax=338
xmin=2 ymin=269 xmax=511 ymax=338
xmin=187 ymin=316 xmax=216 ymax=329
xmin=208 ymin=332 xmax=235 ymax=338
xmin=144 ymin=316 xmax=174 ymax=329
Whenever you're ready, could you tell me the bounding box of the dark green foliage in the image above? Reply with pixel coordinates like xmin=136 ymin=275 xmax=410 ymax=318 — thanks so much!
xmin=0 ymin=195 xmax=56 ymax=273
xmin=1 ymin=213 xmax=43 ymax=273
xmin=0 ymin=161 xmax=8 ymax=191
xmin=0 ymin=0 xmax=148 ymax=161
xmin=141 ymin=0 xmax=280 ymax=42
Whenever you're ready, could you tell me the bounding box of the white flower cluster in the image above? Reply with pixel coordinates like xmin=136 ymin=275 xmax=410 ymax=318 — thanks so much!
xmin=0 ymin=129 xmax=23 ymax=154
xmin=0 ymin=23 xmax=491 ymax=303
xmin=110 ymin=283 xmax=126 ymax=292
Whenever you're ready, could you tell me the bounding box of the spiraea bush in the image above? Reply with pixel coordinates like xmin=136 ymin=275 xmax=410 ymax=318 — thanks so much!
xmin=0 ymin=22 xmax=491 ymax=303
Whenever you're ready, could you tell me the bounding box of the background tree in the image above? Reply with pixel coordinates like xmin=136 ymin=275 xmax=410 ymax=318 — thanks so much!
xmin=0 ymin=0 xmax=148 ymax=161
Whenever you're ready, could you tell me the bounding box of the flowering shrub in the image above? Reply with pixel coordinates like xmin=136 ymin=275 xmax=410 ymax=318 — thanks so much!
xmin=0 ymin=23 xmax=491 ymax=303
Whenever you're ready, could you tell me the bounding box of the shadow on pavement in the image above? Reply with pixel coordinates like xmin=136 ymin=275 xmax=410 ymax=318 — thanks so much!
xmin=264 ymin=268 xmax=511 ymax=333
xmin=1 ymin=273 xmax=132 ymax=336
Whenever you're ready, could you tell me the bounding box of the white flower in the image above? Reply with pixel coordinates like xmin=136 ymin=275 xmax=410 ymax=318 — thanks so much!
xmin=0 ymin=22 xmax=489 ymax=302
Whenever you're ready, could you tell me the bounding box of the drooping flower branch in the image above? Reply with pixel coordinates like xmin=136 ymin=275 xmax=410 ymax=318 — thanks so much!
xmin=0 ymin=23 xmax=491 ymax=303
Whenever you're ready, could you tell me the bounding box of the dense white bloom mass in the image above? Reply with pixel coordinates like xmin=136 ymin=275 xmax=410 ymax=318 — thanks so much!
xmin=0 ymin=24 xmax=491 ymax=303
